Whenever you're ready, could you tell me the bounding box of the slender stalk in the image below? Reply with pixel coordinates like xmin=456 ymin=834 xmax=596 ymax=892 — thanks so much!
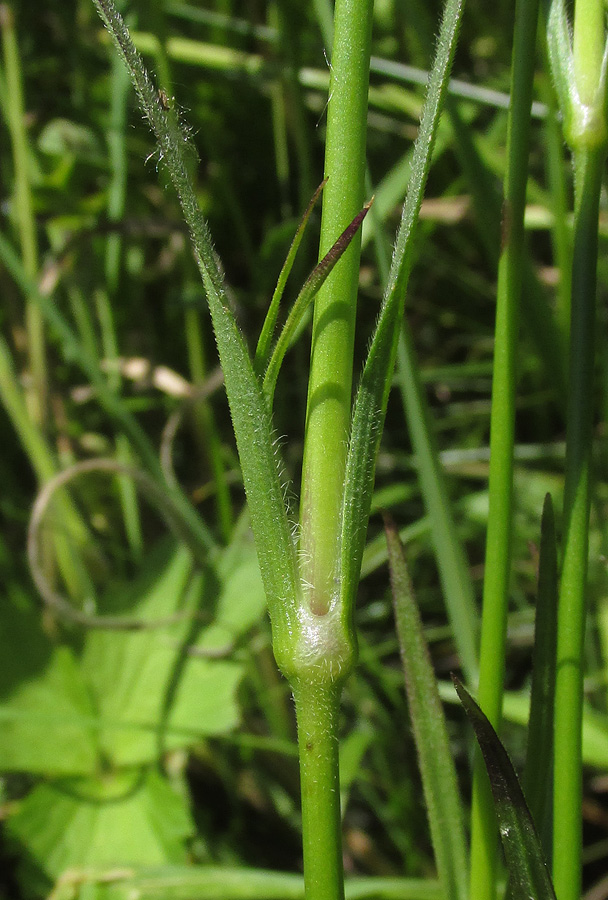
xmin=103 ymin=38 xmax=145 ymax=558
xmin=0 ymin=3 xmax=47 ymax=427
xmin=395 ymin=326 xmax=479 ymax=685
xmin=293 ymin=683 xmax=344 ymax=900
xmin=469 ymin=0 xmax=539 ymax=893
xmin=299 ymin=0 xmax=373 ymax=615
xmin=552 ymin=145 xmax=604 ymax=900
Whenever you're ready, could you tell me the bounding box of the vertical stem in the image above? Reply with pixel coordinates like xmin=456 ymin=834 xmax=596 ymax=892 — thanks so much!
xmin=293 ymin=682 xmax=344 ymax=900
xmin=572 ymin=0 xmax=605 ymax=109
xmin=300 ymin=0 xmax=373 ymax=615
xmin=1 ymin=3 xmax=47 ymax=426
xmin=553 ymin=146 xmax=604 ymax=900
xmin=469 ymin=0 xmax=539 ymax=893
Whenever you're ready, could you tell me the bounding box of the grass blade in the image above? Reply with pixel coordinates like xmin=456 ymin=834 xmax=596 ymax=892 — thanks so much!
xmin=523 ymin=494 xmax=557 ymax=859
xmin=339 ymin=0 xmax=464 ymax=610
xmin=454 ymin=677 xmax=557 ymax=900
xmin=254 ymin=179 xmax=326 ymax=377
xmin=385 ymin=516 xmax=468 ymax=900
xmin=263 ymin=199 xmax=373 ymax=403
xmin=92 ymin=0 xmax=301 ymax=643
xmin=394 ymin=325 xmax=479 ymax=685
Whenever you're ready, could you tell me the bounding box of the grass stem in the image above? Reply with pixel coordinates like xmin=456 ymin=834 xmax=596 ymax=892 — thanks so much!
xmin=1 ymin=3 xmax=47 ymax=426
xmin=299 ymin=0 xmax=373 ymax=616
xmin=293 ymin=682 xmax=344 ymax=900
xmin=552 ymin=145 xmax=605 ymax=900
xmin=469 ymin=0 xmax=539 ymax=892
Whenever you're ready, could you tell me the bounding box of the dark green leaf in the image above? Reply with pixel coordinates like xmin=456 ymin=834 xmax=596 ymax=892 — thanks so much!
xmin=523 ymin=494 xmax=557 ymax=856
xmin=453 ymin=677 xmax=557 ymax=900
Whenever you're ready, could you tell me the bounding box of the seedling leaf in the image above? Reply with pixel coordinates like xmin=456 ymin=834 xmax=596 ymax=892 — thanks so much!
xmin=453 ymin=677 xmax=558 ymax=900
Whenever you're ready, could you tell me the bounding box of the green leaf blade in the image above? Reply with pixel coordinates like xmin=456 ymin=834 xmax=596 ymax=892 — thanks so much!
xmin=339 ymin=0 xmax=465 ymax=610
xmin=385 ymin=517 xmax=468 ymax=900
xmin=92 ymin=0 xmax=301 ymax=644
xmin=263 ymin=199 xmax=373 ymax=403
xmin=523 ymin=494 xmax=558 ymax=855
xmin=454 ymin=677 xmax=558 ymax=900
xmin=254 ymin=178 xmax=327 ymax=377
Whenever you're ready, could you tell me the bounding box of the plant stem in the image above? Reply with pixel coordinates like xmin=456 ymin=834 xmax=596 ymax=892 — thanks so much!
xmin=293 ymin=682 xmax=344 ymax=900
xmin=469 ymin=0 xmax=539 ymax=892
xmin=552 ymin=146 xmax=604 ymax=900
xmin=1 ymin=3 xmax=47 ymax=426
xmin=299 ymin=0 xmax=373 ymax=615
xmin=572 ymin=0 xmax=605 ymax=110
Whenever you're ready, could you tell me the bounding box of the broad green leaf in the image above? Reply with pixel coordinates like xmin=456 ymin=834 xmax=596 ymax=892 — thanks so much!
xmin=454 ymin=678 xmax=557 ymax=900
xmin=92 ymin=0 xmax=300 ymax=650
xmin=7 ymin=768 xmax=194 ymax=897
xmin=81 ymin=542 xmax=243 ymax=766
xmin=385 ymin=517 xmax=468 ymax=900
xmin=339 ymin=0 xmax=464 ymax=610
xmin=194 ymin=531 xmax=266 ymax=655
xmin=0 ymin=606 xmax=98 ymax=776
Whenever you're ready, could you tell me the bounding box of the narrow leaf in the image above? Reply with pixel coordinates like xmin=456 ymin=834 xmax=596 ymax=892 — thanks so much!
xmin=385 ymin=516 xmax=468 ymax=900
xmin=92 ymin=0 xmax=301 ymax=643
xmin=339 ymin=0 xmax=465 ymax=610
xmin=254 ymin=179 xmax=327 ymax=377
xmin=453 ymin=677 xmax=558 ymax=900
xmin=547 ymin=0 xmax=574 ymax=138
xmin=263 ymin=199 xmax=373 ymax=403
xmin=523 ymin=493 xmax=558 ymax=858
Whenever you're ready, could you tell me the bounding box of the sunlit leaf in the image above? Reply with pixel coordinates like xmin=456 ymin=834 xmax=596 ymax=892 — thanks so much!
xmin=7 ymin=768 xmax=194 ymax=897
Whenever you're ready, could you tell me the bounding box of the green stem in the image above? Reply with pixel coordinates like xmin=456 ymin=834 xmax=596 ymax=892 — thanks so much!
xmin=552 ymin=146 xmax=605 ymax=900
xmin=299 ymin=0 xmax=373 ymax=615
xmin=293 ymin=682 xmax=344 ymax=900
xmin=1 ymin=3 xmax=47 ymax=426
xmin=572 ymin=0 xmax=605 ymax=109
xmin=469 ymin=0 xmax=539 ymax=893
